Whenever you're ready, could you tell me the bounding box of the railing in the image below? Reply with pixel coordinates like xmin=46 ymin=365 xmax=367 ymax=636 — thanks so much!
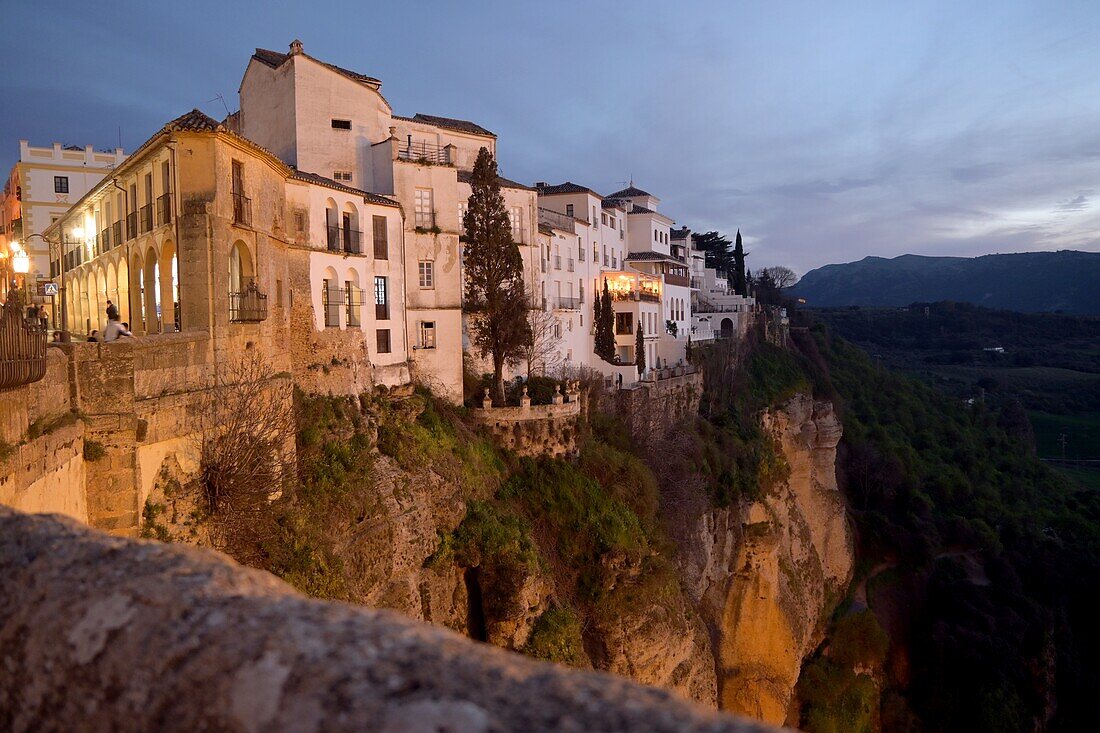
xmin=398 ymin=141 xmax=450 ymax=165
xmin=126 ymin=212 xmax=137 ymax=240
xmin=578 ymin=249 xmax=585 ymax=262
xmin=112 ymin=221 xmax=122 ymax=246
xmin=232 ymin=192 xmax=251 ymax=227
xmin=157 ymin=193 xmax=172 ymax=226
xmin=567 ymin=258 xmax=575 ymax=272
xmin=140 ymin=203 xmax=153 ymax=233
xmin=552 ymin=296 xmax=580 ymax=311
xmin=94 ymin=231 xmax=105 ymax=257
xmin=610 ymin=290 xmax=661 ymax=303
xmin=228 ymin=280 xmax=268 ymax=323
xmin=327 ymin=225 xmax=361 ymax=254
xmin=345 ymin=287 xmax=362 ymax=327
xmin=664 ymin=272 xmax=690 ymax=288
xmin=0 ymin=297 xmax=47 ymax=392
xmin=323 ymin=286 xmax=344 ymax=328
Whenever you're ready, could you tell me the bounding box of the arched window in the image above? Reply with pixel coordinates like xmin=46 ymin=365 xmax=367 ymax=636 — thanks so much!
xmin=230 ymin=240 xmax=254 ymax=293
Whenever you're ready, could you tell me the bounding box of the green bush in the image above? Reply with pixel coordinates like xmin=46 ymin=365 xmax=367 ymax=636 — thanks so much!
xmin=82 ymin=439 xmax=106 ymax=462
xmin=522 ymin=605 xmax=589 ymax=667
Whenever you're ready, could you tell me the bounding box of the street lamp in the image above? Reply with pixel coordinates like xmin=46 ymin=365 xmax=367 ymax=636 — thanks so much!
xmin=15 ymin=232 xmax=71 ymax=342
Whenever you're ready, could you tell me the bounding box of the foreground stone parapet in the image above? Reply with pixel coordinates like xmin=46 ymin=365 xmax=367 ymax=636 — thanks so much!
xmin=0 ymin=507 xmax=780 ymax=733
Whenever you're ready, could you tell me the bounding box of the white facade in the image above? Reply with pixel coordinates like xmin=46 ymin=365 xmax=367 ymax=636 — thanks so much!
xmin=0 ymin=141 xmax=126 ymax=301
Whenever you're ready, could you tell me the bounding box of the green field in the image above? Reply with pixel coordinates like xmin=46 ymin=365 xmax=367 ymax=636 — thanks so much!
xmin=1029 ymin=411 xmax=1100 ymax=461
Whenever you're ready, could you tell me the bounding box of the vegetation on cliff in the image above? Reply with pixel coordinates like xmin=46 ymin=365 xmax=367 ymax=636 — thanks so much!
xmin=789 ymin=321 xmax=1100 ymax=731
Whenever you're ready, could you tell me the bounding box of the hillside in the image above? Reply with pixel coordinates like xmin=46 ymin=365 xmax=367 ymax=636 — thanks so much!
xmin=794 ymin=250 xmax=1100 ymax=314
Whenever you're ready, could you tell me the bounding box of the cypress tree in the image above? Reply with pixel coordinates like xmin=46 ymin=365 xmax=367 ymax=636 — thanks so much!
xmin=733 ymin=229 xmax=747 ymax=296
xmin=635 ymin=322 xmax=646 ymax=375
xmin=463 ymin=147 xmax=531 ymax=403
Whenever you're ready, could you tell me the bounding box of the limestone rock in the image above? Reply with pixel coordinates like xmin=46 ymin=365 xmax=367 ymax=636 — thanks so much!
xmin=0 ymin=507 xmax=781 ymax=733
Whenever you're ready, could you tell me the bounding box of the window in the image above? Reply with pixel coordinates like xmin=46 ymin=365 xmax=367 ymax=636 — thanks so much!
xmin=376 ymin=329 xmax=391 ymax=353
xmin=654 ymin=230 xmax=658 ymax=242
xmin=294 ymin=212 xmax=305 ymax=232
xmin=54 ymin=176 xmax=69 ymax=194
xmin=372 ymin=215 xmax=388 ymax=258
xmin=418 ymin=260 xmax=434 ymax=288
xmin=592 ymin=205 xmax=598 ymax=223
xmin=322 ymin=279 xmax=340 ymax=328
xmin=331 ymin=119 xmax=352 ymax=130
xmin=610 ymin=218 xmax=616 ymax=230
xmin=509 ymin=206 xmax=523 ymax=242
xmin=565 ymin=204 xmax=574 ymax=217
xmin=374 ymin=276 xmax=389 ymax=320
xmin=615 ymin=312 xmax=633 ymax=335
xmin=601 ymin=213 xmax=608 ymax=226
xmin=578 ymin=237 xmax=584 ymax=261
xmin=414 ymin=188 xmax=434 ymax=228
xmin=334 ymin=171 xmax=353 ymax=182
xmin=418 ymin=321 xmax=436 ymax=349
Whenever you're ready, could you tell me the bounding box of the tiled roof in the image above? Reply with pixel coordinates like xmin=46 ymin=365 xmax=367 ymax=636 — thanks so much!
xmin=625 ymin=251 xmax=686 ymax=264
xmin=457 ymin=169 xmax=534 ymax=191
xmin=670 ymin=226 xmax=690 ymax=239
xmin=601 ymin=199 xmax=628 ymax=210
xmin=252 ymin=47 xmax=381 ymax=87
xmin=607 ymin=185 xmax=651 ymax=199
xmin=164 ymin=108 xmax=225 ymax=133
xmin=536 ymin=181 xmax=600 ymax=196
xmin=290 ymin=170 xmax=400 ymax=207
xmin=629 ymin=203 xmax=655 ymax=214
xmin=538 ymin=223 xmax=555 ymax=235
xmin=397 ymin=113 xmax=495 ymax=138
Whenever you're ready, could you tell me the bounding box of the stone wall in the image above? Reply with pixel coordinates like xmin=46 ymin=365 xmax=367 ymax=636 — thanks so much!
xmin=613 ymin=369 xmax=704 ymax=446
xmin=468 ymin=395 xmax=583 ymax=458
xmin=0 ymin=507 xmax=778 ymax=733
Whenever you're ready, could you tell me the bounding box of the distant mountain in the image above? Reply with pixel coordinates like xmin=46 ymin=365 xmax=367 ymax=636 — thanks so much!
xmin=793 ymin=250 xmax=1100 ymax=314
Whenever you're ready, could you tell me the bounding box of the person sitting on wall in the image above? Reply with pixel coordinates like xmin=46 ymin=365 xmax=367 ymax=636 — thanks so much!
xmin=103 ymin=315 xmax=133 ymax=342
xmin=87 ymin=330 xmax=99 ymax=342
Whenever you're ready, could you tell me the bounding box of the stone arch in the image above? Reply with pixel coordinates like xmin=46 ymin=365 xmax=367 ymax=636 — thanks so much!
xmin=341 ymin=201 xmax=360 ymax=252
xmin=116 ymin=256 xmax=131 ymax=326
xmin=720 ymin=317 xmax=734 ymax=339
xmin=159 ymin=239 xmax=178 ymax=332
xmin=144 ymin=245 xmax=160 ymax=334
xmin=325 ymin=198 xmax=339 ymax=250
xmin=129 ymin=250 xmax=145 ymax=334
xmin=321 ymin=265 xmax=340 ymax=328
xmin=229 ymin=239 xmax=254 ymax=293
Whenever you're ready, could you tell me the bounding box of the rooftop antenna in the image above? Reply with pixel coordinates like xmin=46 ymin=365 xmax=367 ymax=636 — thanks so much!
xmin=207 ymin=94 xmax=231 ymax=118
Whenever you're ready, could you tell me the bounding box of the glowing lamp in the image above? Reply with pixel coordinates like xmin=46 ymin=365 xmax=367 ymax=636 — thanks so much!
xmin=71 ymin=226 xmax=85 ymax=239
xmin=13 ymin=252 xmax=30 ymax=274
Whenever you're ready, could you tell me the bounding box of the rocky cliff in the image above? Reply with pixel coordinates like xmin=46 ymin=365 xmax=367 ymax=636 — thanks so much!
xmin=677 ymin=394 xmax=854 ymax=724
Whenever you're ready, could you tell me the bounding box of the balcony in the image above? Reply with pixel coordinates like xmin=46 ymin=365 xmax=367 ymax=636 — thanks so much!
xmin=345 ymin=287 xmax=362 ymax=327
xmin=140 ymin=203 xmax=153 ymax=233
xmin=553 ymin=255 xmax=561 ymax=270
xmin=552 ymin=296 xmax=580 ymax=311
xmin=232 ymin=192 xmax=252 ymax=227
xmin=157 ymin=193 xmax=172 ymax=226
xmin=0 ymin=298 xmax=47 ymax=391
xmin=567 ymin=258 xmax=575 ymax=272
xmin=327 ymin=225 xmax=361 ymax=254
xmin=126 ymin=212 xmax=137 ymax=240
xmin=112 ymin=221 xmax=122 ymax=246
xmin=322 ymin=286 xmax=343 ymax=328
xmin=398 ymin=141 xmax=451 ymax=165
xmin=229 ymin=280 xmax=268 ymax=323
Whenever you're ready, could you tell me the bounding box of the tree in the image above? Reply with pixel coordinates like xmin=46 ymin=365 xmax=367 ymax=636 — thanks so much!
xmin=523 ymin=308 xmax=563 ymax=378
xmin=595 ymin=280 xmax=616 ymax=362
xmin=463 ymin=147 xmax=531 ymax=403
xmin=733 ymin=229 xmax=747 ymax=295
xmin=635 ymin=322 xmax=646 ymax=375
xmin=691 ymin=231 xmax=736 ymax=284
xmin=763 ymin=266 xmax=798 ymax=290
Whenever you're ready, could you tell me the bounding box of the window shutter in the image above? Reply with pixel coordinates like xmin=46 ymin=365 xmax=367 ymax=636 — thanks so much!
xmin=373 ymin=215 xmax=388 ymax=259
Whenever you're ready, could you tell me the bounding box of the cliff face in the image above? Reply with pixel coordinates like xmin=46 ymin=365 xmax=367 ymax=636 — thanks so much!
xmin=679 ymin=394 xmax=854 ymax=724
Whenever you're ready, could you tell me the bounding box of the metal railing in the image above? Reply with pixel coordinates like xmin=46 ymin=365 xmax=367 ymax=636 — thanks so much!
xmin=0 ymin=297 xmax=47 ymax=392
xmin=345 ymin=287 xmax=362 ymax=327
xmin=157 ymin=193 xmax=172 ymax=226
xmin=567 ymin=258 xmax=575 ymax=272
xmin=232 ymin=192 xmax=251 ymax=227
xmin=229 ymin=280 xmax=268 ymax=323
xmin=327 ymin=225 xmax=361 ymax=254
xmin=398 ymin=141 xmax=450 ymax=165
xmin=112 ymin=221 xmax=122 ymax=246
xmin=95 ymin=231 xmax=105 ymax=257
xmin=322 ymin=286 xmax=344 ymax=328
xmin=611 ymin=290 xmax=661 ymax=303
xmin=552 ymin=296 xmax=580 ymax=311
xmin=140 ymin=203 xmax=153 ymax=233
xmin=126 ymin=212 xmax=137 ymax=240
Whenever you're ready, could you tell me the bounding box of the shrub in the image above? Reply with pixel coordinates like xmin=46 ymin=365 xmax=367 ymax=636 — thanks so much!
xmin=522 ymin=605 xmax=589 ymax=667
xmin=82 ymin=439 xmax=107 ymax=462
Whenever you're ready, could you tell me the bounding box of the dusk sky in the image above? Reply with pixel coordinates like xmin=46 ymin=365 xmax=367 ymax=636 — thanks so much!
xmin=4 ymin=0 xmax=1100 ymax=276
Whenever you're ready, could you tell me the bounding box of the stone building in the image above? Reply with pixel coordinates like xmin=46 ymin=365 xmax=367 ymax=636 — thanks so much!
xmin=45 ymin=109 xmax=408 ymax=392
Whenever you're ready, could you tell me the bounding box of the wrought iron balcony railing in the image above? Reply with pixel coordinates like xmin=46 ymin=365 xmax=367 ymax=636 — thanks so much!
xmin=345 ymin=287 xmax=362 ymax=327
xmin=229 ymin=280 xmax=268 ymax=323
xmin=322 ymin=286 xmax=344 ymax=328
xmin=398 ymin=141 xmax=451 ymax=165
xmin=140 ymin=203 xmax=153 ymax=233
xmin=552 ymin=296 xmax=580 ymax=311
xmin=157 ymin=193 xmax=172 ymax=226
xmin=326 ymin=225 xmax=361 ymax=254
xmin=126 ymin=212 xmax=137 ymax=240
xmin=112 ymin=221 xmax=122 ymax=246
xmin=232 ymin=192 xmax=251 ymax=227
xmin=0 ymin=297 xmax=46 ymax=392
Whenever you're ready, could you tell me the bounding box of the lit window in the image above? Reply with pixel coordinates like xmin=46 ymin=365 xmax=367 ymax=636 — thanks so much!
xmin=418 ymin=260 xmax=434 ymax=288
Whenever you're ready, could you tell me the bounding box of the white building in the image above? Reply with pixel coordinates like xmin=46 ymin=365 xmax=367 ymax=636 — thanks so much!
xmin=237 ymin=40 xmax=538 ymax=402
xmin=0 ymin=141 xmax=126 ymax=303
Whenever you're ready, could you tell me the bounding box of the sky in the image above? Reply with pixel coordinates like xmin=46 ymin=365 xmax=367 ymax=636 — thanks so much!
xmin=3 ymin=0 xmax=1100 ymax=276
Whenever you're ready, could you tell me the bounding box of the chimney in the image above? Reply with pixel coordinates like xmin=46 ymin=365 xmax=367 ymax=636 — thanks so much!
xmin=289 ymin=39 xmax=303 ymax=55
